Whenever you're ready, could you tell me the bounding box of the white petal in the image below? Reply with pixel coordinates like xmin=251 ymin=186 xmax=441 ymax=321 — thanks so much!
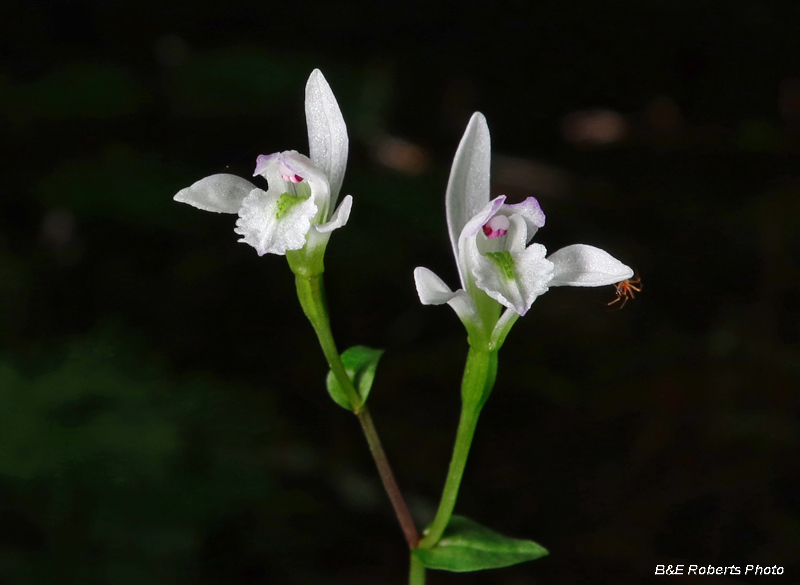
xmin=414 ymin=267 xmax=455 ymax=304
xmin=500 ymin=197 xmax=546 ymax=242
xmin=458 ymin=196 xmax=506 ymax=281
xmin=305 ymin=69 xmax=349 ymax=210
xmin=548 ymin=244 xmax=634 ymax=287
xmin=446 ymin=112 xmax=491 ymax=286
xmin=472 ymin=256 xmax=525 ymax=314
xmin=413 ymin=267 xmax=479 ymax=324
xmin=234 ymin=186 xmax=317 ymax=256
xmin=504 ymin=214 xmax=529 ymax=253
xmin=513 ymin=243 xmax=554 ymax=310
xmin=174 ymin=174 xmax=257 ymax=214
xmin=316 ymin=194 xmax=352 ymax=233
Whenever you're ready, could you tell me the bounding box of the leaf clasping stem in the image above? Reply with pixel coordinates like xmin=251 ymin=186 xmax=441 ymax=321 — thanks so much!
xmin=409 ymin=551 xmax=426 ymax=585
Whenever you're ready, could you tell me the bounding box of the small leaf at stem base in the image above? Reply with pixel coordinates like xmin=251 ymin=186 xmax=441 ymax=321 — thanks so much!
xmin=414 ymin=515 xmax=548 ymax=572
xmin=326 ymin=345 xmax=384 ymax=411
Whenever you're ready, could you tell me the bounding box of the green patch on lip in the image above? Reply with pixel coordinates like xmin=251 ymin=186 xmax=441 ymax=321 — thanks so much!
xmin=276 ymin=192 xmax=306 ymax=219
xmin=487 ymin=251 xmax=515 ymax=280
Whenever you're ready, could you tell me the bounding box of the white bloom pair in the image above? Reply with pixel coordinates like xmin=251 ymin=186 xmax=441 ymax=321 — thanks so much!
xmin=174 ymin=69 xmax=352 ymax=258
xmin=174 ymin=72 xmax=631 ymax=333
xmin=414 ymin=113 xmax=632 ymax=338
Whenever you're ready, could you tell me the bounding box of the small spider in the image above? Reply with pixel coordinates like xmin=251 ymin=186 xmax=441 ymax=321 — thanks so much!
xmin=608 ymin=276 xmax=642 ymax=309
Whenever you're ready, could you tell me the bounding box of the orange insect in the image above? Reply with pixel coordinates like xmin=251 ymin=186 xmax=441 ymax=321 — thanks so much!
xmin=607 ymin=276 xmax=642 ymax=309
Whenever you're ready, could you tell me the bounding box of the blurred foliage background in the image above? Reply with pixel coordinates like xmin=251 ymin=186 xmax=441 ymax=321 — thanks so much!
xmin=1 ymin=0 xmax=799 ymax=583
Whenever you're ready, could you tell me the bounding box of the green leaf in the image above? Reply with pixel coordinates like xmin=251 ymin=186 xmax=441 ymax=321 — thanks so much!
xmin=413 ymin=515 xmax=548 ymax=572
xmin=326 ymin=346 xmax=384 ymax=411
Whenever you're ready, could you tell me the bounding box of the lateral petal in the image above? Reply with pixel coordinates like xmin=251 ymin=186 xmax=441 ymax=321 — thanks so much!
xmin=413 ymin=267 xmax=479 ymax=324
xmin=548 ymin=244 xmax=634 ymax=287
xmin=316 ymin=195 xmax=353 ymax=233
xmin=174 ymin=174 xmax=256 ymax=214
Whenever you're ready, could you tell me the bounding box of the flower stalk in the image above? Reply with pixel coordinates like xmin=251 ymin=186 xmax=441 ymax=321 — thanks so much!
xmin=293 ymin=268 xmax=420 ymax=550
xmin=293 ymin=272 xmax=360 ymax=409
xmin=419 ymin=346 xmax=498 ymax=550
xmin=358 ymin=408 xmax=420 ymax=550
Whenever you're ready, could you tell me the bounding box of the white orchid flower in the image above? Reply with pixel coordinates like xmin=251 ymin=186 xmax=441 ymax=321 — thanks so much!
xmin=174 ymin=69 xmax=352 ymax=261
xmin=414 ymin=112 xmax=633 ymax=344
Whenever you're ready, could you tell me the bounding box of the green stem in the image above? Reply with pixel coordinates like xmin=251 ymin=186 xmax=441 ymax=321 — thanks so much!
xmin=294 ymin=273 xmax=420 ymax=549
xmin=358 ymin=408 xmax=420 ymax=549
xmin=419 ymin=346 xmax=498 ymax=549
xmin=294 ymin=274 xmax=362 ymax=411
xmin=409 ymin=552 xmax=426 ymax=585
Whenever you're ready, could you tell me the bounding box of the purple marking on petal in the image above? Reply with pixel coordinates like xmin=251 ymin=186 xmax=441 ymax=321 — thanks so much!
xmin=276 ymin=156 xmax=300 ymax=175
xmin=254 ymin=152 xmax=306 ymax=183
xmin=254 ymin=153 xmax=280 ymax=177
xmin=503 ymin=197 xmax=546 ymax=228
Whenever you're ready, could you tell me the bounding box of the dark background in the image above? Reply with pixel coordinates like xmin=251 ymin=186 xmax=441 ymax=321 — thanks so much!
xmin=1 ymin=1 xmax=799 ymax=583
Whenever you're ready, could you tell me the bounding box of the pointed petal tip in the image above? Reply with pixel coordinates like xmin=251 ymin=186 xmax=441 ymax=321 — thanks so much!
xmin=413 ymin=267 xmax=454 ymax=305
xmin=467 ymin=111 xmax=487 ymax=128
xmin=306 ymin=68 xmax=327 ymax=91
xmin=462 ymin=112 xmax=490 ymax=147
xmin=316 ymin=194 xmax=353 ymax=233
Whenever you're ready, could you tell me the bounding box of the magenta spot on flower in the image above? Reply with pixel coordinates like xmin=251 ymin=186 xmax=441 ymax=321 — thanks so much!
xmin=482 ymin=214 xmax=510 ymax=239
xmin=281 ymin=173 xmax=304 ymax=183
